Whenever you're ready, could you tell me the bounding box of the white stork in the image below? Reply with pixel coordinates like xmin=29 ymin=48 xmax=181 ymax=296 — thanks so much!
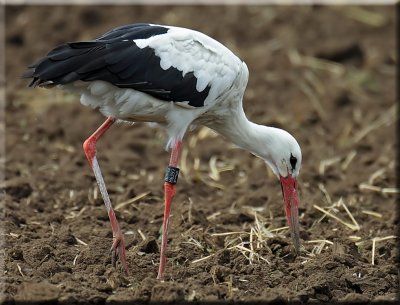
xmin=24 ymin=23 xmax=302 ymax=280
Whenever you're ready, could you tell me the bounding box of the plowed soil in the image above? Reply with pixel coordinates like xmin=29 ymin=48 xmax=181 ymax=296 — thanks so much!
xmin=2 ymin=5 xmax=398 ymax=304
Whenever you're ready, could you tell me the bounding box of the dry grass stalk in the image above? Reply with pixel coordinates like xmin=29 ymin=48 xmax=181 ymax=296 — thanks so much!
xmin=29 ymin=221 xmax=41 ymax=226
xmin=361 ymin=210 xmax=382 ymax=218
xmin=225 ymin=235 xmax=242 ymax=249
xmin=17 ymin=264 xmax=24 ymax=277
xmin=371 ymin=239 xmax=376 ymax=265
xmin=50 ymin=223 xmax=55 ymax=235
xmin=209 ymin=212 xmax=275 ymax=265
xmin=230 ymin=244 xmax=270 ymax=264
xmin=54 ymin=142 xmax=76 ymax=153
xmin=206 ymin=211 xmax=221 ymax=220
xmin=196 ymin=174 xmax=225 ymax=190
xmin=218 ymin=164 xmax=235 ymax=173
xmin=288 ymin=49 xmax=345 ymax=75
xmin=253 ymin=216 xmax=262 ymax=249
xmin=335 ymin=7 xmax=387 ymax=27
xmin=74 ymin=236 xmax=88 ymax=246
xmin=359 ymin=184 xmax=399 ymax=194
xmin=359 ymin=183 xmax=382 ymax=192
xmin=187 ymin=290 xmax=197 ymax=301
xmin=306 ymin=240 xmax=333 ymax=256
xmin=269 ymin=226 xmax=289 ymax=232
xmin=93 ymin=186 xmax=98 ymax=200
xmin=339 ymin=199 xmax=360 ymax=230
xmin=381 ymin=188 xmax=400 ymax=194
xmin=180 ymin=147 xmax=190 ymax=177
xmin=319 ymin=156 xmax=342 ymax=175
xmin=254 ymin=212 xmax=274 ymax=240
xmin=126 ymin=174 xmax=140 ymax=181
xmin=318 ymin=183 xmax=332 ymax=204
xmin=197 ymin=126 xmax=217 ymax=140
xmin=193 ymin=158 xmax=200 ymax=171
xmin=188 ymin=198 xmax=193 ymax=223
xmin=38 ymin=254 xmax=50 ymax=266
xmin=353 ymin=105 xmax=395 ymax=143
xmin=183 ymin=237 xmax=205 ymax=251
xmin=137 ymin=229 xmax=146 ymax=241
xmin=225 ymin=275 xmax=237 ymax=299
xmin=298 ymin=81 xmax=327 ymax=120
xmin=374 ymin=235 xmax=397 ymax=242
xmin=185 ymin=290 xmax=196 ymax=302
xmin=209 ymin=156 xmax=220 ymax=181
xmin=371 ymin=235 xmax=397 ymax=265
xmin=191 ymin=253 xmax=216 ymax=264
xmin=314 ymin=242 xmax=327 ymax=255
xmin=0 ymin=177 xmax=29 ymax=188
xmin=242 ymin=205 xmax=265 ymax=214
xmin=231 ymin=214 xmax=273 ymax=264
xmin=210 ymin=267 xmax=217 ymax=284
xmin=368 ymin=168 xmax=386 ymax=185
xmin=211 ymin=231 xmax=248 ymax=237
xmin=249 ymin=227 xmax=255 ymax=262
xmin=73 ymin=254 xmax=79 ymax=266
xmin=228 ymin=241 xmax=253 ymax=265
xmin=306 ymin=239 xmax=334 ymax=245
xmin=189 ymin=134 xmax=198 ymax=149
xmin=314 ymin=242 xmax=326 ymax=255
xmin=313 ymin=200 xmax=359 ymax=231
xmin=187 ymin=155 xmax=234 ymax=185
xmin=115 ymin=191 xmax=150 ymax=211
xmin=341 ymin=150 xmax=357 ymax=170
xmin=65 ymin=206 xmax=87 ymax=220
xmin=88 ymin=187 xmax=97 ymax=205
xmin=355 ymin=240 xmax=367 ymax=248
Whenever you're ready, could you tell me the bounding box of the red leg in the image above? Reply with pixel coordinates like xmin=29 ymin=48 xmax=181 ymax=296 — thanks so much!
xmin=83 ymin=117 xmax=129 ymax=275
xmin=157 ymin=140 xmax=182 ymax=280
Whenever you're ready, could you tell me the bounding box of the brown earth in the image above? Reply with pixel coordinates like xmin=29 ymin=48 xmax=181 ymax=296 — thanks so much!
xmin=2 ymin=5 xmax=398 ymax=304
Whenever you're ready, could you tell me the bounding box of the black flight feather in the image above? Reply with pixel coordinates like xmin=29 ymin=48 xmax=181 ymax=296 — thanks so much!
xmin=24 ymin=23 xmax=211 ymax=107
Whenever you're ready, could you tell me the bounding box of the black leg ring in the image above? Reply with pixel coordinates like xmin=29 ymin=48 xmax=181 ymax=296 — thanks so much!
xmin=164 ymin=166 xmax=180 ymax=184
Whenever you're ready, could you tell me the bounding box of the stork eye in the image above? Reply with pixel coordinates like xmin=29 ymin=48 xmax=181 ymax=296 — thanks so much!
xmin=290 ymin=154 xmax=297 ymax=170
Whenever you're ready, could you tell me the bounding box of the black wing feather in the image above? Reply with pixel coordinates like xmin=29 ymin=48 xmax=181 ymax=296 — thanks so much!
xmin=24 ymin=23 xmax=210 ymax=107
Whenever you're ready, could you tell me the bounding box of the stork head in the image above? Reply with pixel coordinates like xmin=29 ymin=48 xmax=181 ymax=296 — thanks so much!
xmin=210 ymin=121 xmax=303 ymax=253
xmin=260 ymin=127 xmax=302 ymax=254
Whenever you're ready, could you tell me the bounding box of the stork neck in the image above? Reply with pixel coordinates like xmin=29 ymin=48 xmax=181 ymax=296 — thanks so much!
xmin=208 ymin=105 xmax=273 ymax=160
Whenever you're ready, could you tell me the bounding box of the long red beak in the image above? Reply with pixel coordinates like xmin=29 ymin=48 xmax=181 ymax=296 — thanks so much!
xmin=280 ymin=175 xmax=300 ymax=254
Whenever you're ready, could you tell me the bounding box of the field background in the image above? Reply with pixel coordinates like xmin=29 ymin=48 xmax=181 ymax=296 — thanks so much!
xmin=2 ymin=5 xmax=398 ymax=303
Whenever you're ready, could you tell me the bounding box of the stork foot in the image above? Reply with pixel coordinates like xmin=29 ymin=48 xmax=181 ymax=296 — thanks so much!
xmin=110 ymin=231 xmax=129 ymax=275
